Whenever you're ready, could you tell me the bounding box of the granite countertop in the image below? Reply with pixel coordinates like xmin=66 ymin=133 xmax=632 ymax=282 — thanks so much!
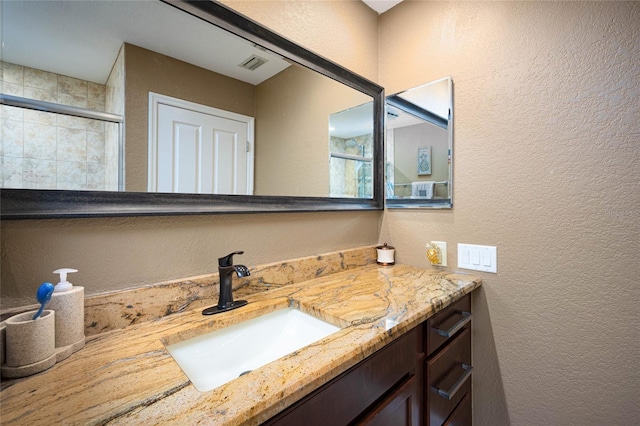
xmin=0 ymin=264 xmax=481 ymax=425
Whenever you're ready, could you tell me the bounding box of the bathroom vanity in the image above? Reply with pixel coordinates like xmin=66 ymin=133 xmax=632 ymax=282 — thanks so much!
xmin=0 ymin=248 xmax=480 ymax=425
xmin=264 ymin=294 xmax=472 ymax=426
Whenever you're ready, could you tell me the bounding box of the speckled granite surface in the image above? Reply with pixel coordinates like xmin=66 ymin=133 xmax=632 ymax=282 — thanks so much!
xmin=81 ymin=246 xmax=376 ymax=335
xmin=0 ymin=246 xmax=377 ymax=336
xmin=0 ymin=261 xmax=481 ymax=425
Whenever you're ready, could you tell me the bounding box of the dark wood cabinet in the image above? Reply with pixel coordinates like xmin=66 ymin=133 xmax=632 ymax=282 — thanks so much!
xmin=263 ymin=293 xmax=473 ymax=426
xmin=443 ymin=393 xmax=471 ymax=426
xmin=425 ymin=295 xmax=473 ymax=426
xmin=353 ymin=373 xmax=418 ymax=426
xmin=263 ymin=325 xmax=423 ymax=426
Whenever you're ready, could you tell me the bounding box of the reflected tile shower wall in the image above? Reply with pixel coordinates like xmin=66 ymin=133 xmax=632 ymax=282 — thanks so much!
xmin=1 ymin=61 xmax=119 ymax=191
xmin=329 ymin=134 xmax=373 ymax=198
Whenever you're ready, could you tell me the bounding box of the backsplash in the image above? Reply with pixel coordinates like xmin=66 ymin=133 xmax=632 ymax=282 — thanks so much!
xmin=0 ymin=246 xmax=377 ymax=337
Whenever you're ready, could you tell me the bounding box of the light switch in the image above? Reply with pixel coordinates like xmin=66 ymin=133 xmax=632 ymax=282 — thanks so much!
xmin=461 ymin=247 xmax=470 ymax=264
xmin=471 ymin=247 xmax=480 ymax=265
xmin=458 ymin=243 xmax=497 ymax=273
xmin=482 ymin=248 xmax=492 ymax=266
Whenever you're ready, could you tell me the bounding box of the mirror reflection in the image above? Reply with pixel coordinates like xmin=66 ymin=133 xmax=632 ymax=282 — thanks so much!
xmin=1 ymin=0 xmax=373 ymax=199
xmin=385 ymin=77 xmax=453 ymax=209
xmin=329 ymin=102 xmax=374 ymax=198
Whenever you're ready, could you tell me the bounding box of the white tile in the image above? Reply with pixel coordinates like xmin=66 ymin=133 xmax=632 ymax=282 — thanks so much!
xmin=24 ymin=67 xmax=58 ymax=91
xmin=57 ymin=128 xmax=87 ymax=162
xmin=87 ymin=131 xmax=106 ymax=163
xmin=57 ymin=161 xmax=87 ymax=189
xmin=24 ymin=122 xmax=57 ymax=160
xmin=3 ymin=82 xmax=24 ymax=97
xmin=23 ymin=158 xmax=57 ymax=186
xmin=2 ymin=119 xmax=24 ymax=157
xmin=23 ymin=86 xmax=57 ymax=103
xmin=58 ymin=75 xmax=87 ymax=98
xmin=58 ymin=94 xmax=88 ymax=109
xmin=1 ymin=62 xmax=24 ymax=85
xmin=2 ymin=156 xmax=23 ymax=188
xmin=23 ymin=109 xmax=57 ymax=126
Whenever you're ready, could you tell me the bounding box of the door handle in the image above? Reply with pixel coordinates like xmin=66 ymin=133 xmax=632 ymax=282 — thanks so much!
xmin=431 ymin=311 xmax=472 ymax=338
xmin=432 ymin=363 xmax=473 ymax=400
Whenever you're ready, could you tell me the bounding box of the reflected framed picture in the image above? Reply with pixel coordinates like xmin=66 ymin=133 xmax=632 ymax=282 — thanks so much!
xmin=417 ymin=146 xmax=431 ymax=175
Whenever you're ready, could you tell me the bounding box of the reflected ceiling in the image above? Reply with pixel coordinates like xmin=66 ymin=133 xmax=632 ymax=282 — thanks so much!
xmin=2 ymin=0 xmax=289 ymax=85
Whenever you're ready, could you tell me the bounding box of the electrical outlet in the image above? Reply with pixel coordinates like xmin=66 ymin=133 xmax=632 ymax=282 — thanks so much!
xmin=427 ymin=241 xmax=447 ymax=266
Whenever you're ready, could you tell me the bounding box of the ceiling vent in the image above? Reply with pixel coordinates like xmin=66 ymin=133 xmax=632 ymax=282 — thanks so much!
xmin=238 ymin=54 xmax=268 ymax=71
xmin=387 ymin=107 xmax=400 ymax=119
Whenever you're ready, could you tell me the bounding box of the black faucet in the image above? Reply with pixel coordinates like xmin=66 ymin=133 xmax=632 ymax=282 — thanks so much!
xmin=203 ymin=251 xmax=251 ymax=315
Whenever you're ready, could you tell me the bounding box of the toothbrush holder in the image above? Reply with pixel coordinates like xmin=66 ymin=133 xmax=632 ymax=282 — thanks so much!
xmin=1 ymin=310 xmax=57 ymax=378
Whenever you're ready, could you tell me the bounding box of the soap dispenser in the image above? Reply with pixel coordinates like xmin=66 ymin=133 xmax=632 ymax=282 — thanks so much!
xmin=48 ymin=268 xmax=85 ymax=360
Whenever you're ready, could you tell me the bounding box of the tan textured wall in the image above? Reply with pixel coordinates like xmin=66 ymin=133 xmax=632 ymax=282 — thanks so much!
xmin=255 ymin=64 xmax=371 ymax=196
xmin=379 ymin=1 xmax=640 ymax=425
xmin=0 ymin=0 xmax=380 ymax=309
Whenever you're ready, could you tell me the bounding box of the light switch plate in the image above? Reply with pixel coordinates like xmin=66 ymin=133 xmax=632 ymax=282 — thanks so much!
xmin=458 ymin=243 xmax=497 ymax=273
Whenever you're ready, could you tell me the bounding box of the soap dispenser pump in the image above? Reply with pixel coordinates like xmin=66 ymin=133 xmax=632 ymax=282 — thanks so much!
xmin=48 ymin=268 xmax=85 ymax=359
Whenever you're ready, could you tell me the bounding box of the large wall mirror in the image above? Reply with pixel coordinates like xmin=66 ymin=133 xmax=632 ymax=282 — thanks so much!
xmin=0 ymin=0 xmax=384 ymax=218
xmin=385 ymin=77 xmax=453 ymax=209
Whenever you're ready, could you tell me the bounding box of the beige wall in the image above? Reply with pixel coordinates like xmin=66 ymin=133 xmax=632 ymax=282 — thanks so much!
xmin=255 ymin=64 xmax=371 ymax=196
xmin=124 ymin=43 xmax=256 ymax=191
xmin=392 ymin=122 xmax=449 ymax=197
xmin=0 ymin=0 xmax=380 ymax=309
xmin=2 ymin=1 xmax=637 ymax=425
xmin=379 ymin=1 xmax=639 ymax=425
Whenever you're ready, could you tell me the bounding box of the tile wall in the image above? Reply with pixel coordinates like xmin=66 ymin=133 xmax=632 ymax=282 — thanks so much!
xmin=1 ymin=61 xmax=120 ymax=190
xmin=329 ymin=134 xmax=373 ymax=197
xmin=105 ymin=47 xmax=125 ymax=190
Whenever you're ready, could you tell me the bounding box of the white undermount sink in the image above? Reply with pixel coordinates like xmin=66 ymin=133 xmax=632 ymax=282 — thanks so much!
xmin=165 ymin=307 xmax=341 ymax=392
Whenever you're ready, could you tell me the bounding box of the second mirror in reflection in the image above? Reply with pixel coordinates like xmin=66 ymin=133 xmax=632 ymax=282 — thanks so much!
xmin=386 ymin=76 xmax=453 ymax=209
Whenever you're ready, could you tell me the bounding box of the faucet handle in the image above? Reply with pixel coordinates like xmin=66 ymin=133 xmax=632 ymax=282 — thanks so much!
xmin=218 ymin=251 xmax=244 ymax=267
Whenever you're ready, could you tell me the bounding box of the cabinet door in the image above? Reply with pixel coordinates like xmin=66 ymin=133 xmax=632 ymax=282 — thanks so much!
xmin=354 ymin=374 xmax=419 ymax=426
xmin=263 ymin=326 xmax=421 ymax=426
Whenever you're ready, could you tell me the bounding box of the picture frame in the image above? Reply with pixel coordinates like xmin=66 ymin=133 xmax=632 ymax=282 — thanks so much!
xmin=417 ymin=146 xmax=431 ymax=175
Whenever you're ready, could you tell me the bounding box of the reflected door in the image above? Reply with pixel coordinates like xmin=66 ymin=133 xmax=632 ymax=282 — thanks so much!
xmin=150 ymin=101 xmax=254 ymax=194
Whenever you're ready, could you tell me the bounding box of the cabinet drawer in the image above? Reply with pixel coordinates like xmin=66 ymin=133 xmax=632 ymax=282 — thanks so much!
xmin=426 ymin=294 xmax=471 ymax=357
xmin=426 ymin=327 xmax=472 ymax=426
xmin=443 ymin=392 xmax=471 ymax=426
xmin=353 ymin=373 xmax=418 ymax=426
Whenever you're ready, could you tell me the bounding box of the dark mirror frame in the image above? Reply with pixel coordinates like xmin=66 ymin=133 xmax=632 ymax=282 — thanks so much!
xmin=0 ymin=0 xmax=384 ymax=219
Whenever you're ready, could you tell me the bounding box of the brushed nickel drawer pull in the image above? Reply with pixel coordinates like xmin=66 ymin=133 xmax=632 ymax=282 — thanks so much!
xmin=433 ymin=363 xmax=473 ymax=400
xmin=431 ymin=311 xmax=472 ymax=338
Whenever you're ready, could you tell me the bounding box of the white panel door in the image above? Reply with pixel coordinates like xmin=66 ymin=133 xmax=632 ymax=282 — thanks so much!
xmin=149 ymin=94 xmax=254 ymax=195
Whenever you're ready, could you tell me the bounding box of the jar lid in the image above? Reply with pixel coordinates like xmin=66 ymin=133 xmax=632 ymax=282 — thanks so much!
xmin=376 ymin=243 xmax=394 ymax=250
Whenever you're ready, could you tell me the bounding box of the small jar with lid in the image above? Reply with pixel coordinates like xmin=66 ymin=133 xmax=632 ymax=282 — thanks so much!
xmin=376 ymin=243 xmax=395 ymax=265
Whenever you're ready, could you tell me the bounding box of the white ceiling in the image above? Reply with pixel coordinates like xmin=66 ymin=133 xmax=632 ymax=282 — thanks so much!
xmin=2 ymin=0 xmax=290 ymax=85
xmin=362 ymin=0 xmax=404 ymax=14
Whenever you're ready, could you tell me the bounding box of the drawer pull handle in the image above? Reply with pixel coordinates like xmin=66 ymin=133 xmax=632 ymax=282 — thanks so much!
xmin=433 ymin=363 xmax=473 ymax=400
xmin=431 ymin=311 xmax=472 ymax=338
